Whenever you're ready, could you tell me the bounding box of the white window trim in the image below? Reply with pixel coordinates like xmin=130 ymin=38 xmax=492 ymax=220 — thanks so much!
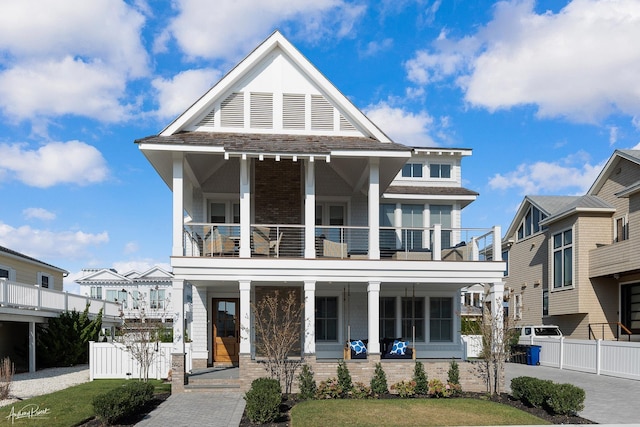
xmin=37 ymin=272 xmax=53 ymax=289
xmin=0 ymin=264 xmax=16 ymax=281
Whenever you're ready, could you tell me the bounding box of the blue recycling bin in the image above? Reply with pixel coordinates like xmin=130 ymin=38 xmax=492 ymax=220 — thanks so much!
xmin=526 ymin=345 xmax=541 ymax=365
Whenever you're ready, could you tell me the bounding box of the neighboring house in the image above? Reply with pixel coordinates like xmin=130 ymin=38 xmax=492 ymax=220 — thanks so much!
xmin=0 ymin=246 xmax=120 ymax=372
xmin=76 ymin=266 xmax=189 ymax=329
xmin=460 ymin=284 xmax=485 ymax=321
xmin=135 ymin=31 xmax=506 ymax=390
xmin=503 ymin=149 xmax=640 ymax=341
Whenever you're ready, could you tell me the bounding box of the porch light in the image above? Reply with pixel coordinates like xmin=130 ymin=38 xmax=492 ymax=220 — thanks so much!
xmin=309 ymin=156 xmax=314 ymax=163
xmin=259 ymin=154 xmax=264 ymax=161
xmin=325 ymin=155 xmax=331 ymax=163
xmin=224 ymin=152 xmax=229 ymax=160
xmin=292 ymin=155 xmax=297 ymax=162
xmin=275 ymin=155 xmax=280 ymax=161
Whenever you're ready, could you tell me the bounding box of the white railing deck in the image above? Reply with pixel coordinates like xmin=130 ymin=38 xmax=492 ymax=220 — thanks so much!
xmin=0 ymin=278 xmax=121 ymax=320
xmin=521 ymin=337 xmax=640 ymax=381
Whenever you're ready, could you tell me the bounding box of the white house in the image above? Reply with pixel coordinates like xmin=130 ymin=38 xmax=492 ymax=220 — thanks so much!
xmin=135 ymin=31 xmax=506 ymax=391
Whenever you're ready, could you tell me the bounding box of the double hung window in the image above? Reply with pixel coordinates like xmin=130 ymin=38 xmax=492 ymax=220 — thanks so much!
xmin=430 ymin=297 xmax=453 ymax=342
xmin=315 ymin=296 xmax=338 ymax=341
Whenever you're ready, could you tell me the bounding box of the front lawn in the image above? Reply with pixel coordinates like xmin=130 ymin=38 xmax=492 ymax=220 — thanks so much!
xmin=290 ymin=398 xmax=550 ymax=426
xmin=0 ymin=379 xmax=169 ymax=427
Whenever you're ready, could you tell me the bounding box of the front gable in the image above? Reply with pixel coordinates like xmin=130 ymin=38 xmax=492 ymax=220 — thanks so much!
xmin=137 ymin=266 xmax=173 ymax=280
xmin=162 ymin=30 xmax=390 ymax=142
xmin=78 ymin=268 xmax=131 ymax=284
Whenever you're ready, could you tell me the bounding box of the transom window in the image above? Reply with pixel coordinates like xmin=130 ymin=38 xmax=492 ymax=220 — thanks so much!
xmin=430 ymin=163 xmax=451 ymax=179
xmin=401 ymin=163 xmax=423 ymax=178
xmin=553 ymin=229 xmax=573 ymax=288
xmin=315 ymin=296 xmax=338 ymax=341
xmin=517 ymin=205 xmax=547 ymax=240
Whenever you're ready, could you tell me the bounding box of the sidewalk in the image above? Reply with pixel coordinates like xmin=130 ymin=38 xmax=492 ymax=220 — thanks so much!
xmin=505 ymin=362 xmax=640 ymax=425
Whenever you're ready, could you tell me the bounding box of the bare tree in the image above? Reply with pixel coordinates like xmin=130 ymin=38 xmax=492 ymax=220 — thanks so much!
xmin=251 ymin=289 xmax=304 ymax=394
xmin=116 ymin=290 xmax=170 ymax=382
xmin=0 ymin=357 xmax=14 ymax=400
xmin=478 ymin=294 xmax=519 ymax=395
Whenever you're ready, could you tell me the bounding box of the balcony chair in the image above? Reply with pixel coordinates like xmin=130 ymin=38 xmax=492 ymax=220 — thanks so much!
xmin=323 ymin=239 xmax=348 ymax=258
xmin=252 ymin=226 xmax=284 ymax=257
xmin=204 ymin=228 xmax=236 ymax=256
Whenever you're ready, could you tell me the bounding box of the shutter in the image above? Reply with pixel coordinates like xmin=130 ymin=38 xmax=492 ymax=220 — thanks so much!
xmin=311 ymin=95 xmax=334 ymax=131
xmin=250 ymin=92 xmax=273 ymax=129
xmin=283 ymin=94 xmax=305 ymax=129
xmin=220 ymin=92 xmax=244 ymax=127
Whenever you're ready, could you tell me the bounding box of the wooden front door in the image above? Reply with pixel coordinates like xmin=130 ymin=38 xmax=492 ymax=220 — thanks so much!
xmin=213 ymin=298 xmax=240 ymax=365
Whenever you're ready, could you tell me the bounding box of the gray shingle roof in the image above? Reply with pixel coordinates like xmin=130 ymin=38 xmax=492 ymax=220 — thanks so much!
xmin=0 ymin=245 xmax=68 ymax=274
xmin=537 ymin=195 xmax=615 ymax=224
xmin=136 ymin=132 xmax=411 ymax=154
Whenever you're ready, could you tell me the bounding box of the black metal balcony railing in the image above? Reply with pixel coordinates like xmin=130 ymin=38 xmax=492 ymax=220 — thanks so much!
xmin=183 ymin=223 xmax=498 ymax=261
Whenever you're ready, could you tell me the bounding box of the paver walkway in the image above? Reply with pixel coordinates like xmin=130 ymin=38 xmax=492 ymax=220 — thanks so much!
xmin=135 ymin=391 xmax=245 ymax=427
xmin=506 ymin=362 xmax=640 ymax=425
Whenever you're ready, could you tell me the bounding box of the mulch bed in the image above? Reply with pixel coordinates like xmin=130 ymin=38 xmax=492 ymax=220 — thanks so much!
xmin=239 ymin=392 xmax=595 ymax=426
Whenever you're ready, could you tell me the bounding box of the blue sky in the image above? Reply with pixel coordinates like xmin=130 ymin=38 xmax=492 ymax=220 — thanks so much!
xmin=1 ymin=0 xmax=639 ymax=293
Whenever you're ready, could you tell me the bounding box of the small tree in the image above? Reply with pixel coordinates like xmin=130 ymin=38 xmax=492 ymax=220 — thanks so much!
xmin=297 ymin=364 xmax=317 ymax=400
xmin=251 ymin=290 xmax=304 ymax=393
xmin=447 ymin=359 xmax=460 ymax=385
xmin=117 ymin=290 xmax=169 ymax=382
xmin=0 ymin=357 xmax=14 ymax=400
xmin=370 ymin=363 xmax=388 ymax=396
xmin=478 ymin=295 xmax=519 ymax=395
xmin=413 ymin=361 xmax=428 ymax=395
xmin=337 ymin=360 xmax=353 ymax=397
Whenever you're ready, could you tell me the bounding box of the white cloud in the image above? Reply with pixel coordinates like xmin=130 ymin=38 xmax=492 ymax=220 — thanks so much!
xmin=0 ymin=222 xmax=109 ymax=262
xmin=151 ymin=68 xmax=222 ymax=120
xmin=0 ymin=0 xmax=148 ymax=122
xmin=166 ymin=0 xmax=366 ymax=61
xmin=360 ymin=38 xmax=394 ymax=57
xmin=364 ymin=101 xmax=437 ymax=146
xmin=23 ymin=208 xmax=56 ymax=221
xmin=406 ymin=0 xmax=640 ymax=123
xmin=0 ymin=141 xmax=109 ymax=188
xmin=124 ymin=241 xmax=139 ymax=255
xmin=488 ymin=151 xmax=605 ymax=195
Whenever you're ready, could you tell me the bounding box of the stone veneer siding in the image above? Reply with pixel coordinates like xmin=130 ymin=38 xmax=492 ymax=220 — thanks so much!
xmin=239 ymin=355 xmax=494 ymax=393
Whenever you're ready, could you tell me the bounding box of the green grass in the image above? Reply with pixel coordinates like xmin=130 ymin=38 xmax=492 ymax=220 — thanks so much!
xmin=0 ymin=379 xmax=169 ymax=427
xmin=290 ymin=398 xmax=551 ymax=426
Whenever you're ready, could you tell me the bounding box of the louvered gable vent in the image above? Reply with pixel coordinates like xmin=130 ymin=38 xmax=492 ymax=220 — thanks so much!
xmin=339 ymin=114 xmax=356 ymax=131
xmin=220 ymin=92 xmax=244 ymax=128
xmin=283 ymin=93 xmax=305 ymax=129
xmin=197 ymin=109 xmax=216 ymax=127
xmin=250 ymin=92 xmax=273 ymax=129
xmin=311 ymin=95 xmax=334 ymax=131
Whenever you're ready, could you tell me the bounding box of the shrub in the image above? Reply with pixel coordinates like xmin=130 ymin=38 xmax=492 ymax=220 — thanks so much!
xmin=244 ymin=377 xmax=282 ymax=424
xmin=350 ymin=382 xmax=372 ymax=399
xmin=546 ymin=383 xmax=585 ymax=416
xmin=316 ymin=377 xmax=343 ymax=399
xmin=391 ymin=380 xmax=416 ymax=398
xmin=428 ymin=379 xmax=452 ymax=398
xmin=370 ymin=363 xmax=388 ymax=396
xmin=0 ymin=357 xmax=14 ymax=400
xmin=447 ymin=359 xmax=460 ymax=385
xmin=412 ymin=361 xmax=428 ymax=395
xmin=510 ymin=376 xmax=554 ymax=408
xmin=297 ymin=364 xmax=316 ymax=400
xmin=337 ymin=361 xmax=353 ymax=397
xmin=93 ymin=381 xmax=154 ymax=425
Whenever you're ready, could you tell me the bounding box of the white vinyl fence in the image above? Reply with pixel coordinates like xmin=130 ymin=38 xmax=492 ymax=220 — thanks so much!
xmin=462 ymin=335 xmax=483 ymax=358
xmin=522 ymin=337 xmax=640 ymax=381
xmin=89 ymin=341 xmax=192 ymax=380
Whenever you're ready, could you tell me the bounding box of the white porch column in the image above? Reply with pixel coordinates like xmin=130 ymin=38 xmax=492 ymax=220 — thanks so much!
xmin=368 ymin=159 xmax=380 ymax=259
xmin=172 ymin=153 xmax=184 ymax=257
xmin=492 ymin=226 xmax=502 ymax=261
xmin=239 ymin=157 xmax=252 ymax=258
xmin=172 ymin=279 xmax=185 ymax=353
xmin=432 ymin=223 xmax=442 ymax=260
xmin=489 ymin=281 xmax=505 ymax=352
xmin=239 ymin=280 xmax=251 ymax=354
xmin=304 ymin=160 xmax=316 ymax=258
xmin=28 ymin=321 xmax=36 ymax=373
xmin=367 ymin=281 xmax=381 ymax=354
xmin=304 ymin=281 xmax=316 ymax=355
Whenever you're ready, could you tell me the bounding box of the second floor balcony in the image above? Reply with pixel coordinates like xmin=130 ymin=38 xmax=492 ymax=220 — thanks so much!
xmin=183 ymin=223 xmax=501 ymax=262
